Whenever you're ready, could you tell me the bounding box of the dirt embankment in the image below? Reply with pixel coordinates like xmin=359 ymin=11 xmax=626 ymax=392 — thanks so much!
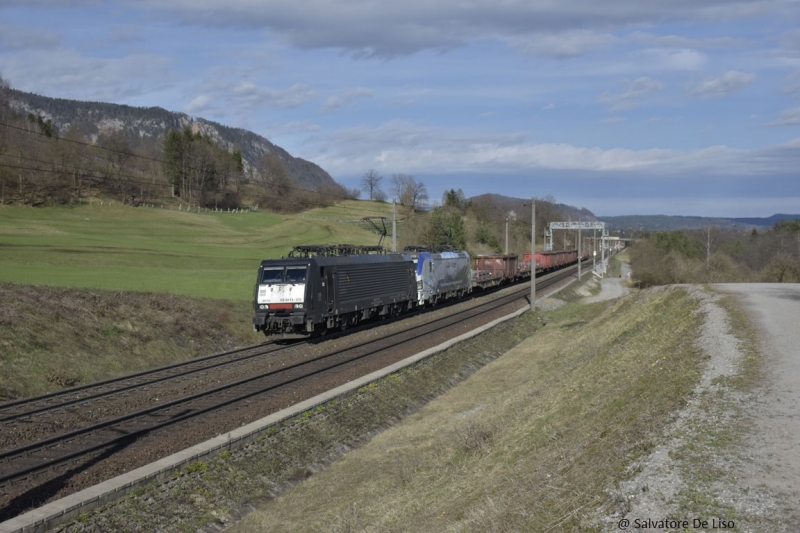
xmin=0 ymin=283 xmax=261 ymax=400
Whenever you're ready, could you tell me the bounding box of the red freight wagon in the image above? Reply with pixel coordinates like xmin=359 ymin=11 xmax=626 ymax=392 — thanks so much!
xmin=535 ymin=249 xmax=578 ymax=271
xmin=473 ymin=254 xmax=519 ymax=288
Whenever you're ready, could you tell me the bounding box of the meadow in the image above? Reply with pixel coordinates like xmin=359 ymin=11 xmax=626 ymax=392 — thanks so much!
xmin=0 ymin=201 xmax=392 ymax=300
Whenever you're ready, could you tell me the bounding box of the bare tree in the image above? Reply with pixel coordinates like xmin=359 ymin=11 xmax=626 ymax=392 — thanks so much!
xmin=692 ymin=225 xmax=718 ymax=270
xmin=391 ymin=173 xmax=428 ymax=210
xmin=391 ymin=173 xmax=411 ymax=203
xmin=409 ymin=180 xmax=428 ymax=210
xmin=257 ymin=152 xmax=291 ymax=210
xmin=0 ymin=74 xmax=9 ymax=154
xmin=0 ymin=75 xmax=10 ymax=202
xmin=100 ymin=131 xmax=133 ymax=198
xmin=361 ymin=169 xmax=383 ymax=201
xmin=468 ymin=196 xmax=500 ymax=225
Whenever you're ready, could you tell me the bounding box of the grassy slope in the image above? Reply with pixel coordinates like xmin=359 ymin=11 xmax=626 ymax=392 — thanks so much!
xmin=230 ymin=287 xmax=704 ymax=533
xmin=0 ymin=284 xmax=263 ymax=400
xmin=0 ymin=201 xmax=388 ymax=300
xmin=0 ymin=200 xmax=393 ymax=399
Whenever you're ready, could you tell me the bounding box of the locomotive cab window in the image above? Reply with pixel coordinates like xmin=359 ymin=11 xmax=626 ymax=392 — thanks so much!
xmin=285 ymin=266 xmax=308 ymax=284
xmin=261 ymin=267 xmax=283 ymax=283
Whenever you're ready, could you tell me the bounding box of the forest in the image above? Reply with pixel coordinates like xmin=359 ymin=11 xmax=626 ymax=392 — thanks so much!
xmin=0 ymin=76 xmax=356 ymax=211
xmin=629 ymin=221 xmax=800 ymax=285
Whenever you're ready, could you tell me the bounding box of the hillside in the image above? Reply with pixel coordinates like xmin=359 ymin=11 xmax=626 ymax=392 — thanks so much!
xmin=728 ymin=213 xmax=800 ymax=227
xmin=468 ymin=193 xmax=598 ymax=222
xmin=8 ymin=89 xmax=337 ymax=191
xmin=599 ymin=214 xmax=800 ymax=231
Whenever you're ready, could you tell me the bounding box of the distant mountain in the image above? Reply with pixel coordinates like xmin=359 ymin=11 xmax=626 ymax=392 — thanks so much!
xmin=598 ymin=214 xmax=800 ymax=231
xmin=728 ymin=214 xmax=800 ymax=227
xmin=9 ymin=89 xmax=337 ymax=191
xmin=469 ymin=193 xmax=598 ymax=222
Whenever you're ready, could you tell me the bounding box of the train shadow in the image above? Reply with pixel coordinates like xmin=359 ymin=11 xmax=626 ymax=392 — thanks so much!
xmin=0 ymin=439 xmax=131 ymax=522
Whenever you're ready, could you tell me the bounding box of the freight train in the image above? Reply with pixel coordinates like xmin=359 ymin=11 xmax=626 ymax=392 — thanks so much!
xmin=253 ymin=246 xmax=585 ymax=338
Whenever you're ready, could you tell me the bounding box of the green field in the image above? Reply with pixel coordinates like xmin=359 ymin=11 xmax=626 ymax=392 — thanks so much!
xmin=0 ymin=201 xmax=389 ymax=300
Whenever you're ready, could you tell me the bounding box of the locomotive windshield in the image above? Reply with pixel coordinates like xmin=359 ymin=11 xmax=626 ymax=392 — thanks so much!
xmin=260 ymin=265 xmax=308 ymax=284
xmin=261 ymin=267 xmax=283 ymax=283
xmin=285 ymin=266 xmax=307 ymax=283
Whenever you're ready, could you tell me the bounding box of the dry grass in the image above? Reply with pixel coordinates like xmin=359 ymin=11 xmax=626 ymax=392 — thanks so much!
xmin=229 ymin=287 xmax=703 ymax=532
xmin=0 ymin=282 xmax=262 ymax=400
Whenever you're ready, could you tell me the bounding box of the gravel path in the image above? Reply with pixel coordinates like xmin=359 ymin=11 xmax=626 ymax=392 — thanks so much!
xmin=597 ymin=283 xmax=800 ymax=532
xmin=715 ymin=284 xmax=800 ymax=515
xmin=583 ymin=262 xmax=630 ymax=303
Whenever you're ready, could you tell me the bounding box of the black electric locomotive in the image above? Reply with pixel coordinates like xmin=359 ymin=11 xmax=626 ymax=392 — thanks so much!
xmin=253 ymin=254 xmax=417 ymax=337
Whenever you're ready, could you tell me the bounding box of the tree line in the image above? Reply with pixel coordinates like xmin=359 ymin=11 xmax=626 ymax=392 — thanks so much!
xmin=359 ymin=168 xmax=568 ymax=255
xmin=629 ymin=221 xmax=800 ymax=286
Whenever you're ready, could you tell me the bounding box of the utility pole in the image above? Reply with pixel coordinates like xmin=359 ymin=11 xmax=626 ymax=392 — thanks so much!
xmin=531 ymin=198 xmax=535 ymax=311
xmin=392 ymin=198 xmax=397 ymax=252
xmin=578 ymin=225 xmax=582 ymax=280
xmin=602 ymin=230 xmax=606 ymax=275
xmin=592 ymin=229 xmax=596 ymax=272
xmin=505 ymin=216 xmax=509 ymax=255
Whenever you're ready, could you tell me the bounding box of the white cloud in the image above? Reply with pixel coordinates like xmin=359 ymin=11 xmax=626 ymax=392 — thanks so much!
xmin=637 ymin=48 xmax=707 ymax=70
xmin=629 ymin=31 xmax=745 ymax=49
xmin=387 ymin=98 xmax=417 ymax=106
xmin=300 ymin=120 xmax=800 ymax=178
xmin=264 ymin=120 xmax=321 ymax=137
xmin=780 ymin=29 xmax=800 ymax=57
xmin=692 ymin=70 xmax=755 ymax=98
xmin=231 ymin=82 xmax=317 ymax=109
xmin=185 ymin=94 xmax=213 ymax=114
xmin=108 ymin=24 xmax=146 ymax=44
xmin=783 ymin=70 xmax=800 ymax=94
xmin=321 ymin=87 xmax=372 ymax=113
xmin=0 ymin=23 xmax=60 ymax=51
xmin=598 ymin=77 xmax=664 ymax=111
xmin=0 ymin=48 xmax=173 ymax=101
xmin=138 ymin=0 xmax=794 ymax=57
xmin=767 ymin=106 xmax=800 ymax=126
xmin=542 ymin=103 xmax=556 ymax=110
xmin=601 ymin=117 xmax=626 ymax=124
xmin=506 ymin=30 xmax=620 ymax=58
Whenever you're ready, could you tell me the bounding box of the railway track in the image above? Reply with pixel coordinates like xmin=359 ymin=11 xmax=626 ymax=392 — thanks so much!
xmin=0 ymin=264 xmax=580 ymax=518
xmin=0 ymin=343 xmax=283 ymax=425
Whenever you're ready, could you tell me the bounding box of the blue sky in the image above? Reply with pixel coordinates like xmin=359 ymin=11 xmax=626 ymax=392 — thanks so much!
xmin=1 ymin=1 xmax=799 ymax=217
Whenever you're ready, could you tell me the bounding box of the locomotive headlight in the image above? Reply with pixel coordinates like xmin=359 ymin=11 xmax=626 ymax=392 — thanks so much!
xmin=294 ymin=303 xmax=304 ymax=309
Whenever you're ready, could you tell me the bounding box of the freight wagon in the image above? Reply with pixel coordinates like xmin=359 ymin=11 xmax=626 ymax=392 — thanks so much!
xmin=472 ymin=254 xmax=519 ymax=289
xmin=534 ymin=249 xmax=579 ymax=272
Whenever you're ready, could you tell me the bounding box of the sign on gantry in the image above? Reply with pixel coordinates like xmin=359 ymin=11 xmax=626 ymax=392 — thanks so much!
xmin=548 ymin=222 xmax=605 ymax=230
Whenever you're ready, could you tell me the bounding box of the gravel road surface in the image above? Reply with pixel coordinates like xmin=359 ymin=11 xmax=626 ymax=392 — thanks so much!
xmin=583 ymin=261 xmax=631 ymax=303
xmin=716 ymin=283 xmax=800 ymax=511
